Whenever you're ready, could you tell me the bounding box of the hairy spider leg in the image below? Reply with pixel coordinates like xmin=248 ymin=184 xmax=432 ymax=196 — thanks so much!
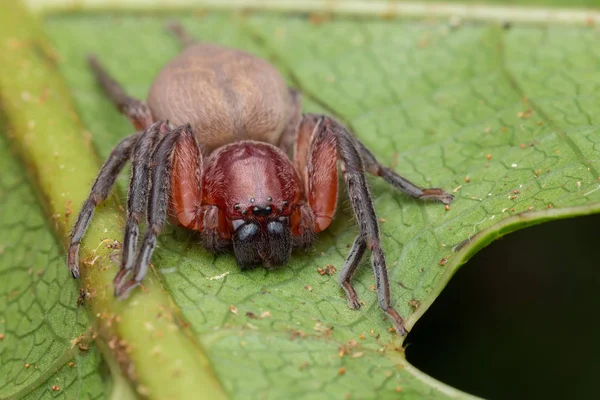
xmin=67 ymin=132 xmax=140 ymax=278
xmin=88 ymin=55 xmax=153 ymax=130
xmin=115 ymin=124 xmax=206 ymax=298
xmin=295 ymin=114 xmax=411 ymax=335
xmin=356 ymin=141 xmax=454 ymax=204
xmin=113 ymin=121 xmax=169 ymax=293
xmin=166 ymin=21 xmax=198 ymax=48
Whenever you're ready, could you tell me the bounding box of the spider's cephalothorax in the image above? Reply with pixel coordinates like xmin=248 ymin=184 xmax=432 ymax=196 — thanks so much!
xmin=67 ymin=23 xmax=454 ymax=335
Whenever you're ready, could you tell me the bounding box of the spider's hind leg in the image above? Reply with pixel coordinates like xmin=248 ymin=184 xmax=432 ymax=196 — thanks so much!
xmin=166 ymin=21 xmax=197 ymax=48
xmin=88 ymin=55 xmax=153 ymax=130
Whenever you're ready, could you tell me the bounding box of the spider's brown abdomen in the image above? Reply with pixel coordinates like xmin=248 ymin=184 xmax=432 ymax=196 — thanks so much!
xmin=147 ymin=44 xmax=294 ymax=154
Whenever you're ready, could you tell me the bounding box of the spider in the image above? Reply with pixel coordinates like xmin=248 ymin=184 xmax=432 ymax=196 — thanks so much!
xmin=67 ymin=23 xmax=454 ymax=335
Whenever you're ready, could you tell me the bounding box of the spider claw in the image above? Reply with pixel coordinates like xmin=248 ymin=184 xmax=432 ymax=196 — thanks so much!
xmin=67 ymin=244 xmax=80 ymax=279
xmin=347 ymin=297 xmax=361 ymax=310
xmin=419 ymin=188 xmax=455 ymax=205
xmin=115 ymin=279 xmax=140 ymax=300
xmin=385 ymin=307 xmax=408 ymax=336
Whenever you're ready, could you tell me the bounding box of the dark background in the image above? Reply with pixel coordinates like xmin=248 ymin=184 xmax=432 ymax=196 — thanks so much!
xmin=406 ymin=213 xmax=600 ymax=400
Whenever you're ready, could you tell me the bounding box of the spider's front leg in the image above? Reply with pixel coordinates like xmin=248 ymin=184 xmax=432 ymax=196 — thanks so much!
xmin=67 ymin=132 xmax=140 ymax=278
xmin=295 ymin=114 xmax=453 ymax=335
xmin=114 ymin=124 xmax=205 ymax=298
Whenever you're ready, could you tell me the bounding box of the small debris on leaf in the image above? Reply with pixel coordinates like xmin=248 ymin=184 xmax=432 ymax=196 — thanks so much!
xmin=439 ymin=257 xmax=448 ymax=266
xmin=304 ymin=284 xmax=313 ymax=292
xmin=338 ymin=367 xmax=346 ymax=375
xmin=51 ymin=386 xmax=60 ymax=392
xmin=408 ymin=299 xmax=421 ymax=309
xmin=245 ymin=311 xmax=258 ymax=319
xmin=229 ymin=304 xmax=238 ymax=315
xmin=317 ymin=264 xmax=337 ymax=276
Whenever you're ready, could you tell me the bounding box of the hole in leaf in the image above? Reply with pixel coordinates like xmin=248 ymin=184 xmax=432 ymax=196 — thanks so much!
xmin=406 ymin=213 xmax=600 ymax=400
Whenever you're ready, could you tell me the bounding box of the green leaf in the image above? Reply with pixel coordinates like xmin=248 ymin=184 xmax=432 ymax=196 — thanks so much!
xmin=2 ymin=2 xmax=600 ymax=399
xmin=0 ymin=131 xmax=108 ymax=400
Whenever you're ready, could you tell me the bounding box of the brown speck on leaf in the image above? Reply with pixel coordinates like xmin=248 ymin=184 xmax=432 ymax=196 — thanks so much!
xmin=314 ymin=322 xmax=334 ymax=337
xmin=245 ymin=311 xmax=258 ymax=319
xmin=78 ymin=343 xmax=90 ymax=352
xmin=548 ymin=204 xmax=553 ymax=209
xmin=444 ymin=205 xmax=451 ymax=211
xmin=229 ymin=304 xmax=238 ymax=315
xmin=395 ymin=386 xmax=403 ymax=392
xmin=338 ymin=367 xmax=346 ymax=375
xmin=299 ymin=361 xmax=310 ymax=370
xmin=68 ymin=362 xmax=74 ymax=368
xmin=317 ymin=264 xmax=336 ymax=276
xmin=486 ymin=154 xmax=492 ymax=160
xmin=378 ymin=217 xmax=386 ymax=223
xmin=408 ymin=299 xmax=421 ymax=309
xmin=289 ymin=329 xmax=306 ymax=340
xmin=520 ymin=143 xmax=526 ymax=149
xmin=439 ymin=257 xmax=448 ymax=266
xmin=51 ymin=385 xmax=60 ymax=392
xmin=359 ymin=334 xmax=365 ymax=340
xmin=25 ymin=363 xmax=30 ymax=369
xmin=513 ymin=190 xmax=521 ymax=194
xmin=64 ymin=200 xmax=73 ymax=219
xmin=0 ymin=333 xmax=4 ymax=341
xmin=388 ymin=327 xmax=395 ymax=333
xmin=465 ymin=176 xmax=471 ymax=183
xmin=304 ymin=284 xmax=313 ymax=292
xmin=309 ymin=12 xmax=331 ymax=25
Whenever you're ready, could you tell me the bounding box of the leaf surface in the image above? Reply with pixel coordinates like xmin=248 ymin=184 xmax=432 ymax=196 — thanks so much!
xmin=2 ymin=5 xmax=600 ymax=400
